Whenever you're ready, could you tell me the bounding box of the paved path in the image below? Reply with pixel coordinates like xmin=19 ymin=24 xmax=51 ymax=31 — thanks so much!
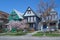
xmin=24 ymin=31 xmax=39 ymax=36
xmin=0 ymin=36 xmax=60 ymax=40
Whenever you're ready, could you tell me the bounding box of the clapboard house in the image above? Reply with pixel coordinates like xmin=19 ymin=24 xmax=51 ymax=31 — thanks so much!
xmin=40 ymin=9 xmax=58 ymax=31
xmin=23 ymin=7 xmax=41 ymax=30
xmin=0 ymin=11 xmax=9 ymax=32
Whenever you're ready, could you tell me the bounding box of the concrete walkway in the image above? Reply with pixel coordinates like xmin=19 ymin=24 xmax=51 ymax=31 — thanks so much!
xmin=24 ymin=31 xmax=39 ymax=36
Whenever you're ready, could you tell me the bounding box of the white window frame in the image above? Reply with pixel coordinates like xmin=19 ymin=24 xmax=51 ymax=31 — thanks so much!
xmin=55 ymin=15 xmax=57 ymax=20
xmin=34 ymin=17 xmax=36 ymax=22
xmin=28 ymin=17 xmax=30 ymax=22
xmin=31 ymin=17 xmax=33 ymax=22
xmin=49 ymin=16 xmax=51 ymax=20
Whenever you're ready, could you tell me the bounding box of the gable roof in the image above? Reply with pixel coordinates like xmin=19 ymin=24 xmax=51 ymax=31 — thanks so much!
xmin=8 ymin=9 xmax=24 ymax=21
xmin=0 ymin=11 xmax=9 ymax=19
xmin=49 ymin=9 xmax=57 ymax=15
xmin=50 ymin=9 xmax=55 ymax=12
xmin=13 ymin=9 xmax=23 ymax=19
xmin=23 ymin=7 xmax=39 ymax=17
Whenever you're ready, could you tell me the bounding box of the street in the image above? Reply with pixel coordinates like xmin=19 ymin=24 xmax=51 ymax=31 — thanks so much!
xmin=0 ymin=36 xmax=60 ymax=40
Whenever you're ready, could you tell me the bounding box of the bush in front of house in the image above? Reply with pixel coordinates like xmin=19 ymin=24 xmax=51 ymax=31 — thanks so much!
xmin=0 ymin=31 xmax=27 ymax=36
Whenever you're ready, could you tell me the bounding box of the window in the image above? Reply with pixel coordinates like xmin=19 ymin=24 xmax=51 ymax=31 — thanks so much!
xmin=42 ymin=17 xmax=45 ymax=22
xmin=28 ymin=17 xmax=30 ymax=22
xmin=28 ymin=17 xmax=36 ymax=22
xmin=49 ymin=16 xmax=51 ymax=20
xmin=46 ymin=16 xmax=48 ymax=20
xmin=11 ymin=14 xmax=17 ymax=16
xmin=11 ymin=14 xmax=17 ymax=19
xmin=50 ymin=23 xmax=56 ymax=26
xmin=31 ymin=17 xmax=33 ymax=22
xmin=55 ymin=15 xmax=57 ymax=19
xmin=34 ymin=17 xmax=36 ymax=22
xmin=52 ymin=15 xmax=55 ymax=20
xmin=28 ymin=10 xmax=31 ymax=14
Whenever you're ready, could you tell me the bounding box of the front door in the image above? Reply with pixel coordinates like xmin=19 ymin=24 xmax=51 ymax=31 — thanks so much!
xmin=58 ymin=23 xmax=60 ymax=29
xmin=43 ymin=23 xmax=47 ymax=29
xmin=29 ymin=23 xmax=36 ymax=30
xmin=30 ymin=24 xmax=33 ymax=28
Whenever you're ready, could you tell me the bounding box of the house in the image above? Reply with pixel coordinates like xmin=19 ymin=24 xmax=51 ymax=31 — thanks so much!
xmin=40 ymin=9 xmax=58 ymax=31
xmin=6 ymin=9 xmax=24 ymax=32
xmin=0 ymin=11 xmax=9 ymax=32
xmin=23 ymin=7 xmax=41 ymax=31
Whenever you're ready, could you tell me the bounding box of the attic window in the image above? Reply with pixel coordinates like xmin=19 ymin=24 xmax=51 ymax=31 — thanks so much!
xmin=28 ymin=10 xmax=31 ymax=14
xmin=11 ymin=14 xmax=17 ymax=16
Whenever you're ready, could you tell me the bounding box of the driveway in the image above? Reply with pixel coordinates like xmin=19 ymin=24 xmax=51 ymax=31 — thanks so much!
xmin=0 ymin=36 xmax=60 ymax=40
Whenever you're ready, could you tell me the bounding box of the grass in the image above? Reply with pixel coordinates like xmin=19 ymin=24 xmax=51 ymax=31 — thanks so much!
xmin=46 ymin=33 xmax=60 ymax=37
xmin=33 ymin=32 xmax=60 ymax=37
xmin=32 ymin=32 xmax=43 ymax=36
xmin=6 ymin=32 xmax=26 ymax=36
xmin=0 ymin=30 xmax=33 ymax=36
xmin=0 ymin=32 xmax=27 ymax=36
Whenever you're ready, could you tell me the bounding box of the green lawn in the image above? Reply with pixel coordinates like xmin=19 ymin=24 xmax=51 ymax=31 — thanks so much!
xmin=33 ymin=32 xmax=60 ymax=37
xmin=32 ymin=32 xmax=43 ymax=36
xmin=0 ymin=30 xmax=33 ymax=36
xmin=46 ymin=33 xmax=60 ymax=37
xmin=0 ymin=32 xmax=27 ymax=36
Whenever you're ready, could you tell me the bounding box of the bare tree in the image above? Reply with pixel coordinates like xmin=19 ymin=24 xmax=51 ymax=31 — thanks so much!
xmin=37 ymin=0 xmax=57 ymax=22
xmin=37 ymin=0 xmax=56 ymax=15
xmin=37 ymin=0 xmax=57 ymax=32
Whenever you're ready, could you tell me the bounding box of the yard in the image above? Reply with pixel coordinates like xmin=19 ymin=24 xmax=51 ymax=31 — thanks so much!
xmin=0 ymin=29 xmax=33 ymax=36
xmin=33 ymin=31 xmax=60 ymax=37
xmin=0 ymin=31 xmax=27 ymax=36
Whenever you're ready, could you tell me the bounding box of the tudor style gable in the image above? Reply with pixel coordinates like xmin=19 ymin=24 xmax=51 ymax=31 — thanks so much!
xmin=24 ymin=7 xmax=36 ymax=16
xmin=23 ymin=7 xmax=40 ymax=23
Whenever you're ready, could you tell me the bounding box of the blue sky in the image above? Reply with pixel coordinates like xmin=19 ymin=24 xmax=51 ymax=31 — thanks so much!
xmin=0 ymin=0 xmax=60 ymax=18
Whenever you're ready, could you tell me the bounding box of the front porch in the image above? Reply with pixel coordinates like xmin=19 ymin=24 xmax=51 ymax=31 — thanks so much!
xmin=39 ymin=21 xmax=58 ymax=32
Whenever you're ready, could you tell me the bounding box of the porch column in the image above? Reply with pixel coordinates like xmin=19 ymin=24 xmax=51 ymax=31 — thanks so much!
xmin=56 ymin=14 xmax=58 ymax=30
xmin=56 ymin=22 xmax=58 ymax=30
xmin=47 ymin=23 xmax=49 ymax=31
xmin=41 ymin=25 xmax=43 ymax=31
